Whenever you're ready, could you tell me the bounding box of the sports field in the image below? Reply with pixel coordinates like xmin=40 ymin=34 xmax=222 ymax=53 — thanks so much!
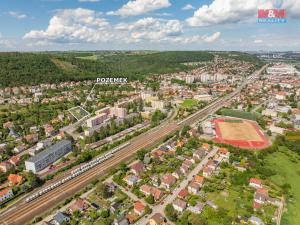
xmin=214 ymin=118 xmax=269 ymax=149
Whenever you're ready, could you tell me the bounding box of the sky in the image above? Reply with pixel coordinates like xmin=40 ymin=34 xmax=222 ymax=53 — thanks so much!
xmin=0 ymin=0 xmax=300 ymax=51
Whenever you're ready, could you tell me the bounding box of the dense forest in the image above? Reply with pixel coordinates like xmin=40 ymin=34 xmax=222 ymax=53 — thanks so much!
xmin=0 ymin=51 xmax=262 ymax=87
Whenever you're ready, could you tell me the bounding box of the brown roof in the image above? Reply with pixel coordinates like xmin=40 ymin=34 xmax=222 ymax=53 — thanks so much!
xmin=173 ymin=199 xmax=187 ymax=209
xmin=131 ymin=161 xmax=144 ymax=173
xmin=162 ymin=175 xmax=176 ymax=185
xmin=150 ymin=213 xmax=165 ymax=224
xmin=69 ymin=199 xmax=87 ymax=212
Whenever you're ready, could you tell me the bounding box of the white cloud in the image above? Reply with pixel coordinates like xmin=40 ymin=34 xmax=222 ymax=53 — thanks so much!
xmin=182 ymin=4 xmax=194 ymax=11
xmin=0 ymin=33 xmax=14 ymax=48
xmin=107 ymin=0 xmax=171 ymax=17
xmin=115 ymin=17 xmax=182 ymax=43
xmin=78 ymin=0 xmax=100 ymax=2
xmin=172 ymin=32 xmax=221 ymax=44
xmin=24 ymin=8 xmax=111 ymax=43
xmin=254 ymin=39 xmax=263 ymax=44
xmin=186 ymin=0 xmax=274 ymax=27
xmin=8 ymin=11 xmax=27 ymax=19
xmin=24 ymin=8 xmax=220 ymax=46
xmin=186 ymin=0 xmax=300 ymax=27
xmin=282 ymin=0 xmax=300 ymax=18
xmin=202 ymin=32 xmax=221 ymax=43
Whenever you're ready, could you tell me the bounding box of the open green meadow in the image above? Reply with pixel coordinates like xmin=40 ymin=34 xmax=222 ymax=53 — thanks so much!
xmin=180 ymin=99 xmax=199 ymax=108
xmin=265 ymin=147 xmax=300 ymax=225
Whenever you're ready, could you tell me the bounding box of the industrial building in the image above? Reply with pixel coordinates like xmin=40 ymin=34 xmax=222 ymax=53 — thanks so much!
xmin=25 ymin=140 xmax=72 ymax=173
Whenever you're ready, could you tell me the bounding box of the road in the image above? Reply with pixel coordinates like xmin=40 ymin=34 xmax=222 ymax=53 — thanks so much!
xmin=0 ymin=66 xmax=266 ymax=225
xmin=137 ymin=147 xmax=219 ymax=225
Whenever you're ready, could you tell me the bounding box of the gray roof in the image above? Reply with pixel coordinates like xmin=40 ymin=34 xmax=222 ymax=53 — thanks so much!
xmin=53 ymin=211 xmax=70 ymax=223
xmin=249 ymin=216 xmax=264 ymax=224
xmin=27 ymin=139 xmax=71 ymax=163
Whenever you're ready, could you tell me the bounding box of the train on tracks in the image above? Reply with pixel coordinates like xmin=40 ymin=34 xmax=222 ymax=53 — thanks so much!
xmin=25 ymin=142 xmax=131 ymax=203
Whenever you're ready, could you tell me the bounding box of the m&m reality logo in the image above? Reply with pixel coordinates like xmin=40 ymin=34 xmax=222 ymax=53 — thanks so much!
xmin=258 ymin=0 xmax=287 ymax=23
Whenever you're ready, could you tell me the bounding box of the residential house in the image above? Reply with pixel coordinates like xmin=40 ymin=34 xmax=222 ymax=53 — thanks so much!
xmin=219 ymin=148 xmax=230 ymax=159
xmin=193 ymin=149 xmax=205 ymax=160
xmin=0 ymin=188 xmax=14 ymax=203
xmin=194 ymin=176 xmax=205 ymax=187
xmin=161 ymin=175 xmax=176 ymax=190
xmin=202 ymin=143 xmax=210 ymax=151
xmin=173 ymin=199 xmax=187 ymax=212
xmin=13 ymin=145 xmax=27 ymax=153
xmin=24 ymin=134 xmax=39 ymax=144
xmin=183 ymin=159 xmax=193 ymax=168
xmin=123 ymin=175 xmax=139 ymax=186
xmin=151 ymin=149 xmax=165 ymax=159
xmin=249 ymin=216 xmax=264 ymax=225
xmin=172 ymin=169 xmax=182 ymax=179
xmin=254 ymin=188 xmax=269 ymax=205
xmin=180 ymin=165 xmax=189 ymax=175
xmin=131 ymin=161 xmax=144 ymax=175
xmin=207 ymin=160 xmax=218 ymax=170
xmin=187 ymin=202 xmax=205 ymax=214
xmin=178 ymin=189 xmax=188 ymax=200
xmin=114 ymin=217 xmax=129 ymax=225
xmin=150 ymin=175 xmax=160 ymax=187
xmin=134 ymin=201 xmax=145 ymax=216
xmin=249 ymin=178 xmax=262 ymax=189
xmin=105 ymin=182 xmax=117 ymax=193
xmin=8 ymin=174 xmax=23 ymax=186
xmin=53 ymin=212 xmax=70 ymax=225
xmin=9 ymin=155 xmax=21 ymax=166
xmin=149 ymin=213 xmax=166 ymax=225
xmin=0 ymin=161 xmax=13 ymax=172
xmin=43 ymin=124 xmax=55 ymax=137
xmin=203 ymin=167 xmax=213 ymax=177
xmin=140 ymin=185 xmax=162 ymax=201
xmin=69 ymin=198 xmax=88 ymax=214
xmin=188 ymin=182 xmax=200 ymax=194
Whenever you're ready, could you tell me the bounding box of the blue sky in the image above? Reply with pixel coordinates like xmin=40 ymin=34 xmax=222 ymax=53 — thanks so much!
xmin=0 ymin=0 xmax=299 ymax=51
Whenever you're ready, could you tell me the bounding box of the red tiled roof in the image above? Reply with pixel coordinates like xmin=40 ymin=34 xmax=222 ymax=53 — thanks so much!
xmin=8 ymin=174 xmax=23 ymax=185
xmin=134 ymin=201 xmax=145 ymax=213
xmin=178 ymin=189 xmax=188 ymax=199
xmin=0 ymin=188 xmax=12 ymax=197
xmin=219 ymin=147 xmax=229 ymax=155
xmin=194 ymin=175 xmax=204 ymax=184
xmin=257 ymin=188 xmax=268 ymax=195
xmin=250 ymin=178 xmax=262 ymax=185
xmin=253 ymin=201 xmax=262 ymax=209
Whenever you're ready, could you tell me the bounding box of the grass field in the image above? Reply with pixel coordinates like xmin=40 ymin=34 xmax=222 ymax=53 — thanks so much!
xmin=265 ymin=147 xmax=300 ymax=225
xmin=218 ymin=109 xmax=260 ymax=121
xmin=180 ymin=99 xmax=198 ymax=108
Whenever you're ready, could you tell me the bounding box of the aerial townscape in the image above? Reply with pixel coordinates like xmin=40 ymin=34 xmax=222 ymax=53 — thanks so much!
xmin=0 ymin=1 xmax=300 ymax=225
